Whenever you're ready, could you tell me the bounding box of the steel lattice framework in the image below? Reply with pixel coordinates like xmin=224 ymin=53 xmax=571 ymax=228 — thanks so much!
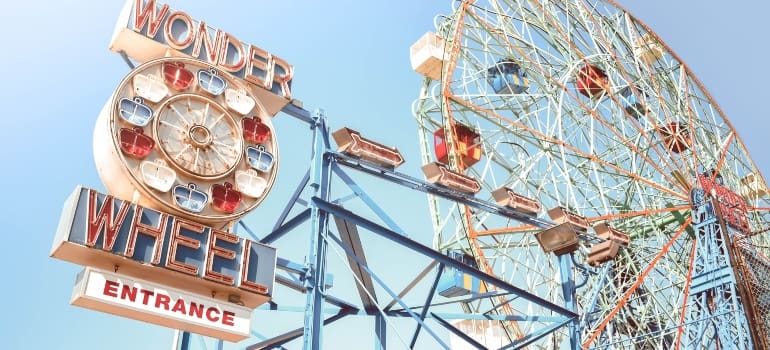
xmin=159 ymin=1 xmax=770 ymax=349
xmin=412 ymin=0 xmax=770 ymax=348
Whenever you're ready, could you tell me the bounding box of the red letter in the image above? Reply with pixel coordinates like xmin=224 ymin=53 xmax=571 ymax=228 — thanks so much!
xmin=217 ymin=33 xmax=246 ymax=72
xmin=171 ymin=298 xmax=187 ymax=314
xmin=103 ymin=280 xmax=119 ymax=298
xmin=132 ymin=0 xmax=169 ymax=38
xmin=192 ymin=21 xmax=223 ymax=64
xmin=204 ymin=229 xmax=239 ymax=285
xmin=188 ymin=302 xmax=204 ymax=319
xmin=166 ymin=219 xmax=205 ymax=276
xmin=206 ymin=307 xmax=220 ymax=322
xmin=121 ymin=285 xmax=137 ymax=302
xmin=86 ymin=190 xmax=130 ymax=251
xmin=272 ymin=54 xmax=293 ymax=99
xmin=239 ymin=240 xmax=269 ymax=294
xmin=125 ymin=207 xmax=168 ymax=264
xmin=140 ymin=289 xmax=155 ymax=305
xmin=155 ymin=293 xmax=171 ymax=310
xmin=222 ymin=310 xmax=235 ymax=326
xmin=164 ymin=11 xmax=194 ymax=50
xmin=244 ymin=45 xmax=273 ymax=89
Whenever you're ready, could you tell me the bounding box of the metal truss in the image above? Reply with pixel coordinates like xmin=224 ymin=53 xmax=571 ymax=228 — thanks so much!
xmin=174 ymin=104 xmax=579 ymax=349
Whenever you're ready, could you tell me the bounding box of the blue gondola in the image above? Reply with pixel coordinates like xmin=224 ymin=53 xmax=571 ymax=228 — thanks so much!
xmin=437 ymin=251 xmax=487 ymax=298
xmin=246 ymin=145 xmax=275 ymax=172
xmin=197 ymin=69 xmax=227 ymax=96
xmin=620 ymin=87 xmax=647 ymax=119
xmin=172 ymin=183 xmax=208 ymax=213
xmin=486 ymin=59 xmax=529 ymax=94
xmin=118 ymin=97 xmax=153 ymax=127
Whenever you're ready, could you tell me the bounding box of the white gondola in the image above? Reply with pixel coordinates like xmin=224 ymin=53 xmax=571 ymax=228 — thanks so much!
xmin=140 ymin=159 xmax=176 ymax=192
xmin=741 ymin=173 xmax=768 ymax=200
xmin=132 ymin=74 xmax=168 ymax=103
xmin=235 ymin=169 xmax=268 ymax=198
xmin=633 ymin=33 xmax=664 ymax=65
xmin=409 ymin=32 xmax=446 ymax=80
xmin=225 ymin=88 xmax=255 ymax=115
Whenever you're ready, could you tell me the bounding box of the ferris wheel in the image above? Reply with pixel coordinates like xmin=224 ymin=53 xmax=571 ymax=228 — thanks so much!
xmin=411 ymin=0 xmax=770 ymax=348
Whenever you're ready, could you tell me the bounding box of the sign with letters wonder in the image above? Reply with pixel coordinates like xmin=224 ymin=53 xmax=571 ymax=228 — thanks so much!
xmin=110 ymin=0 xmax=294 ymax=115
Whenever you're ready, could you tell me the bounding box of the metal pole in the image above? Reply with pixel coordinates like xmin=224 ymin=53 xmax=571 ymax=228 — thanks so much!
xmin=559 ymin=254 xmax=578 ymax=350
xmin=375 ymin=313 xmax=387 ymax=350
xmin=172 ymin=330 xmax=191 ymax=350
xmin=302 ymin=109 xmax=331 ymax=350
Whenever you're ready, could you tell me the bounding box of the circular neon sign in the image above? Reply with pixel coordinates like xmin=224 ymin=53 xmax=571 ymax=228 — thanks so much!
xmin=94 ymin=57 xmax=279 ymax=227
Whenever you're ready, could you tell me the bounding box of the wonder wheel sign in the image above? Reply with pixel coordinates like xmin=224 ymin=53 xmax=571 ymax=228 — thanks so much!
xmin=50 ymin=0 xmax=289 ymax=342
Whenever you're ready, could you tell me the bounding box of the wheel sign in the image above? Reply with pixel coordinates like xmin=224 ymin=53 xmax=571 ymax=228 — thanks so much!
xmin=94 ymin=57 xmax=279 ymax=227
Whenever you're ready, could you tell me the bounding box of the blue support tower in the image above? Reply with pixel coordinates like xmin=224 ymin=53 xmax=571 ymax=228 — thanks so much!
xmin=681 ymin=188 xmax=754 ymax=349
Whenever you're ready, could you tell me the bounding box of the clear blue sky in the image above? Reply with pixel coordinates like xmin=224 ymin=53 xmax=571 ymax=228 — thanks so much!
xmin=1 ymin=1 xmax=768 ymax=349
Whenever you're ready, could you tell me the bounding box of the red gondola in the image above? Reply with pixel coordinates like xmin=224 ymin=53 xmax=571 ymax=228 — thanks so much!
xmin=576 ymin=63 xmax=608 ymax=99
xmin=434 ymin=123 xmax=482 ymax=168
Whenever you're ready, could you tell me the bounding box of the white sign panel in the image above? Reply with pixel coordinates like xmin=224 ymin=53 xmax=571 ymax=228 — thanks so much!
xmin=72 ymin=267 xmax=252 ymax=342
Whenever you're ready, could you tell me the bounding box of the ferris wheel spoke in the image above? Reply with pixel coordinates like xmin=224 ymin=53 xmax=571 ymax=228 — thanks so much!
xmin=451 ymin=95 xmax=687 ymax=200
xmin=468 ymin=9 xmax=691 ymax=195
xmin=587 ymin=205 xmax=691 ymax=224
xmin=583 ymin=217 xmax=691 ymax=348
xmin=673 ymin=239 xmax=699 ymax=350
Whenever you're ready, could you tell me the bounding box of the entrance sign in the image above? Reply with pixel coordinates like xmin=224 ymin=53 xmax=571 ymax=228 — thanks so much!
xmin=72 ymin=267 xmax=252 ymax=342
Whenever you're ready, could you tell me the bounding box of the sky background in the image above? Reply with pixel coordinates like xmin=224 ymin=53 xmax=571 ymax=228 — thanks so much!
xmin=1 ymin=1 xmax=769 ymax=349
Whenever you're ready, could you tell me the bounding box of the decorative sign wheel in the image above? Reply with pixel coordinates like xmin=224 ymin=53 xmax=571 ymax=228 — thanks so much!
xmin=94 ymin=57 xmax=279 ymax=227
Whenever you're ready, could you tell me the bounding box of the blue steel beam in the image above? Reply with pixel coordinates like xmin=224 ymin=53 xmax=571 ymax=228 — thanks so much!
xmin=327 ymin=232 xmax=452 ymax=349
xmin=499 ymin=316 xmax=575 ymax=350
xmin=383 ymin=261 xmax=438 ymax=312
xmin=332 ymin=152 xmax=604 ymax=245
xmin=431 ymin=312 xmax=488 ymax=350
xmin=409 ymin=264 xmax=444 ymax=348
xmin=332 ymin=165 xmax=407 ymax=236
xmin=246 ymin=311 xmax=354 ymax=350
xmin=260 ymin=208 xmax=311 ymax=244
xmin=302 ymin=110 xmax=333 ymax=350
xmin=236 ymin=220 xmax=261 ymax=241
xmin=332 ymin=152 xmax=552 ymax=229
xmin=272 ymin=170 xmax=310 ymax=232
xmin=313 ymin=196 xmax=578 ymax=319
xmin=280 ymin=103 xmax=314 ymax=125
xmin=374 ymin=313 xmax=386 ymax=350
xmin=254 ymin=300 xmax=569 ymax=323
xmin=558 ymin=254 xmax=578 ymax=350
